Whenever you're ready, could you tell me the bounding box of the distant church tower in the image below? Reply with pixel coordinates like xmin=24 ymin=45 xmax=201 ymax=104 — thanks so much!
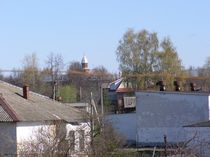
xmin=81 ymin=55 xmax=89 ymax=72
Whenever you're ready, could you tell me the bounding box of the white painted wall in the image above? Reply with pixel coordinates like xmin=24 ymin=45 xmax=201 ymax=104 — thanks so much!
xmin=185 ymin=127 xmax=210 ymax=156
xmin=135 ymin=91 xmax=210 ymax=145
xmin=106 ymin=91 xmax=210 ymax=157
xmin=107 ymin=113 xmax=137 ymax=143
xmin=137 ymin=126 xmax=210 ymax=156
xmin=16 ymin=121 xmax=90 ymax=154
xmin=136 ymin=92 xmax=210 ymax=128
xmin=209 ymin=95 xmax=210 ymax=120
xmin=17 ymin=122 xmax=51 ymax=142
xmin=66 ymin=122 xmax=90 ymax=152
xmin=137 ymin=127 xmax=188 ymax=143
xmin=108 ymin=91 xmax=210 ymax=147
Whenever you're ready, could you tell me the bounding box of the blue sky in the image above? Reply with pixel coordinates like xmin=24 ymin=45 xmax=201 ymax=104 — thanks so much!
xmin=0 ymin=0 xmax=210 ymax=73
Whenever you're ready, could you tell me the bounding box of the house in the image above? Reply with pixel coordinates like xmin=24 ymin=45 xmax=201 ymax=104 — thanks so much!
xmin=108 ymin=78 xmax=136 ymax=113
xmin=108 ymin=90 xmax=210 ymax=155
xmin=0 ymin=80 xmax=90 ymax=156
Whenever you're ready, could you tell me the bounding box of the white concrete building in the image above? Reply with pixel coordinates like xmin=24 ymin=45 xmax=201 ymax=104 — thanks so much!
xmin=108 ymin=91 xmax=210 ymax=155
xmin=0 ymin=81 xmax=90 ymax=156
xmin=136 ymin=91 xmax=210 ymax=145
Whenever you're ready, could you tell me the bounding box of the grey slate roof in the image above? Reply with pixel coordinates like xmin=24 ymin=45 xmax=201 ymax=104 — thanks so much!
xmin=0 ymin=81 xmax=83 ymax=123
xmin=0 ymin=106 xmax=13 ymax=122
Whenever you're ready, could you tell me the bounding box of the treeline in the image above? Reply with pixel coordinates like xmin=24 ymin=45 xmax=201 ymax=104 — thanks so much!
xmin=116 ymin=29 xmax=210 ymax=91
xmin=0 ymin=29 xmax=210 ymax=99
xmin=0 ymin=52 xmax=115 ymax=103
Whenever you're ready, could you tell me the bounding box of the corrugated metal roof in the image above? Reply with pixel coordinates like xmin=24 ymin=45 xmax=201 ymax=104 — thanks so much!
xmin=0 ymin=106 xmax=13 ymax=122
xmin=109 ymin=78 xmax=123 ymax=91
xmin=0 ymin=81 xmax=83 ymax=123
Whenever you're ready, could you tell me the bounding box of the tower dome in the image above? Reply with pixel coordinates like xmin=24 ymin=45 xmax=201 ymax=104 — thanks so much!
xmin=81 ymin=55 xmax=88 ymax=64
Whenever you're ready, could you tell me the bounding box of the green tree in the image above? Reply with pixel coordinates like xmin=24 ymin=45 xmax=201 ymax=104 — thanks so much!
xmin=154 ymin=38 xmax=183 ymax=75
xmin=116 ymin=29 xmax=185 ymax=89
xmin=59 ymin=85 xmax=77 ymax=103
xmin=92 ymin=66 xmax=109 ymax=75
xmin=116 ymin=29 xmax=158 ymax=74
xmin=203 ymin=56 xmax=210 ymax=76
xmin=67 ymin=61 xmax=83 ymax=72
xmin=154 ymin=38 xmax=186 ymax=89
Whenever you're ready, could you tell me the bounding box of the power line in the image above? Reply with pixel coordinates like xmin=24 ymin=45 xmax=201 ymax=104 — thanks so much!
xmin=0 ymin=69 xmax=210 ymax=80
xmin=0 ymin=69 xmax=114 ymax=78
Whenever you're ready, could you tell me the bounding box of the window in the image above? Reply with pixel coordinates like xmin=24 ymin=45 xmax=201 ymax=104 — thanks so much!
xmin=68 ymin=131 xmax=75 ymax=151
xmin=79 ymin=130 xmax=85 ymax=151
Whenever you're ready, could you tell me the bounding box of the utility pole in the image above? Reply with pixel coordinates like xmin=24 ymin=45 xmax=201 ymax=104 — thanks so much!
xmin=164 ymin=134 xmax=167 ymax=157
xmin=52 ymin=81 xmax=57 ymax=100
xmin=90 ymin=92 xmax=98 ymax=156
xmin=100 ymin=85 xmax=104 ymax=115
xmin=79 ymin=86 xmax=82 ymax=101
xmin=90 ymin=92 xmax=94 ymax=156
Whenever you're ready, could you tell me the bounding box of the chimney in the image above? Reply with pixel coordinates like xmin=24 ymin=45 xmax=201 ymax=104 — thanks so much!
xmin=23 ymin=85 xmax=29 ymax=99
xmin=190 ymin=82 xmax=201 ymax=92
xmin=190 ymin=82 xmax=196 ymax=91
xmin=156 ymin=81 xmax=166 ymax=91
xmin=174 ymin=81 xmax=181 ymax=91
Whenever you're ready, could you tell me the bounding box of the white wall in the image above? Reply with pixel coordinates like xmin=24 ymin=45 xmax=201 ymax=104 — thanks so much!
xmin=107 ymin=91 xmax=210 ymax=154
xmin=16 ymin=121 xmax=90 ymax=154
xmin=17 ymin=121 xmax=50 ymax=142
xmin=185 ymin=127 xmax=210 ymax=156
xmin=66 ymin=122 xmax=90 ymax=152
xmin=137 ymin=127 xmax=188 ymax=144
xmin=209 ymin=96 xmax=210 ymax=120
xmin=136 ymin=92 xmax=210 ymax=128
xmin=107 ymin=113 xmax=137 ymax=144
xmin=137 ymin=126 xmax=210 ymax=156
xmin=135 ymin=91 xmax=210 ymax=145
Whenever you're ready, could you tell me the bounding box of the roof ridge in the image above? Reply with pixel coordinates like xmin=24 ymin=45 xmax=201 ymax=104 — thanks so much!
xmin=0 ymin=80 xmax=84 ymax=107
xmin=0 ymin=80 xmax=53 ymax=101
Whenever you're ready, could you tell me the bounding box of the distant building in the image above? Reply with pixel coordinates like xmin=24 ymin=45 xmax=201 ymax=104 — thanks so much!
xmin=108 ymin=78 xmax=136 ymax=113
xmin=81 ymin=55 xmax=89 ymax=72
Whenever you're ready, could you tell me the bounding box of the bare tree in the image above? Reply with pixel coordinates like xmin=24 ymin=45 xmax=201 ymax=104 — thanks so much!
xmin=67 ymin=61 xmax=83 ymax=72
xmin=20 ymin=53 xmax=43 ymax=92
xmin=46 ymin=52 xmax=64 ymax=99
xmin=82 ymin=95 xmax=125 ymax=157
xmin=159 ymin=132 xmax=210 ymax=157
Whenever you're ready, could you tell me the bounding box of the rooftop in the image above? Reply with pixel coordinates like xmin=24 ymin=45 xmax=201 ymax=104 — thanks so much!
xmin=0 ymin=81 xmax=83 ymax=123
xmin=136 ymin=90 xmax=210 ymax=96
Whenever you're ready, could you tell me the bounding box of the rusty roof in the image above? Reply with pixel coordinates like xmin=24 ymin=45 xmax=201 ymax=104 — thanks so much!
xmin=116 ymin=88 xmax=135 ymax=93
xmin=0 ymin=81 xmax=83 ymax=123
